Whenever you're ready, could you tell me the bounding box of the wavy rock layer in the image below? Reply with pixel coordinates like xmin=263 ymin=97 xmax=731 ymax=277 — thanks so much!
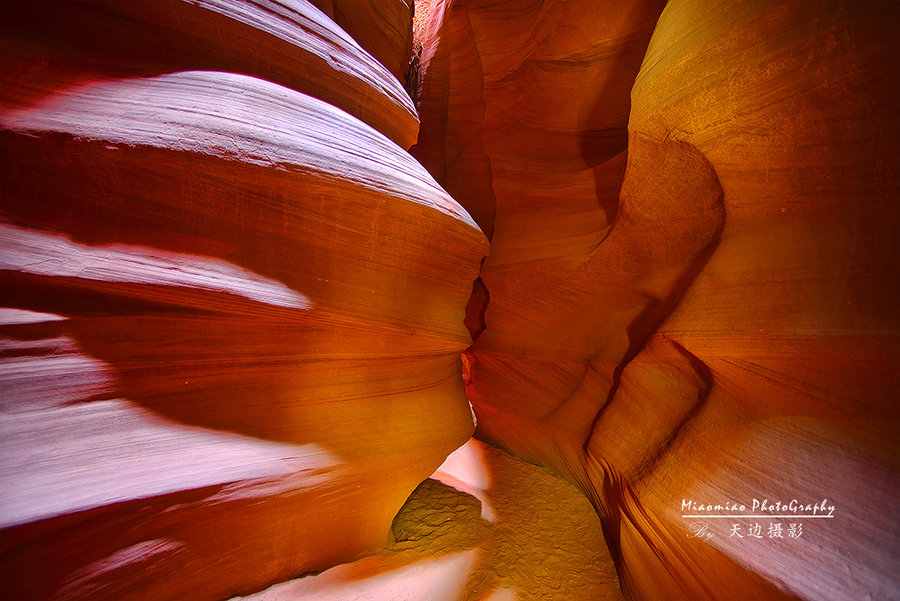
xmin=414 ymin=1 xmax=899 ymax=600
xmin=0 ymin=0 xmax=418 ymax=148
xmin=310 ymin=0 xmax=414 ymax=84
xmin=0 ymin=3 xmax=487 ymax=601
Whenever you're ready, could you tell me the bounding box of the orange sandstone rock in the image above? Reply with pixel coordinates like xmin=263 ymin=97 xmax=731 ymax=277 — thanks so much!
xmin=0 ymin=0 xmax=418 ymax=148
xmin=594 ymin=3 xmax=899 ymax=600
xmin=310 ymin=0 xmax=414 ymax=84
xmin=414 ymin=1 xmax=899 ymax=600
xmin=2 ymin=0 xmax=898 ymax=600
xmin=0 ymin=11 xmax=485 ymax=601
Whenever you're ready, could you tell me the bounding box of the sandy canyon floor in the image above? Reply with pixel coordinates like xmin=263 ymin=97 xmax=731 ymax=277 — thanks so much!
xmin=233 ymin=438 xmax=624 ymax=601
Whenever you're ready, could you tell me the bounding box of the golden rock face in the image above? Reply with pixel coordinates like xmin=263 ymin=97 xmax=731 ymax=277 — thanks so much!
xmin=1 ymin=1 xmax=898 ymax=600
xmin=414 ymin=1 xmax=898 ymax=600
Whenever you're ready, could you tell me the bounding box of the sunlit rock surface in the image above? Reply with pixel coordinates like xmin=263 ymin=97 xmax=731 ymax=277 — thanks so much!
xmin=414 ymin=1 xmax=899 ymax=601
xmin=0 ymin=0 xmax=418 ymax=148
xmin=310 ymin=0 xmax=414 ymax=84
xmin=234 ymin=439 xmax=625 ymax=601
xmin=0 ymin=3 xmax=487 ymax=601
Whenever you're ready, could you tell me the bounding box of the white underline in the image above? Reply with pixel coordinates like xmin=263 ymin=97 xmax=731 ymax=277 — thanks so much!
xmin=682 ymin=515 xmax=833 ymax=519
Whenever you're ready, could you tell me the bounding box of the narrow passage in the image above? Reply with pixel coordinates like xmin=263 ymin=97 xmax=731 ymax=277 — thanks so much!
xmin=235 ymin=438 xmax=624 ymax=601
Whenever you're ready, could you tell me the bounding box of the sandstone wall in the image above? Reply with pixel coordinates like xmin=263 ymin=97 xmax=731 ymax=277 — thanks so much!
xmin=413 ymin=1 xmax=899 ymax=600
xmin=0 ymin=2 xmax=487 ymax=600
xmin=310 ymin=0 xmax=414 ymax=84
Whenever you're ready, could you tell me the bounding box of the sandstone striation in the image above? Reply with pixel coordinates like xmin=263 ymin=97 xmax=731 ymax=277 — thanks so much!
xmin=413 ymin=1 xmax=899 ymax=600
xmin=2 ymin=0 xmax=899 ymax=600
xmin=0 ymin=3 xmax=486 ymax=601
xmin=0 ymin=0 xmax=418 ymax=148
xmin=310 ymin=0 xmax=414 ymax=85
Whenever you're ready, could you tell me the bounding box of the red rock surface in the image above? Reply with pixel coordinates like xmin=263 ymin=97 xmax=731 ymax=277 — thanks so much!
xmin=310 ymin=0 xmax=414 ymax=84
xmin=0 ymin=3 xmax=486 ymax=601
xmin=413 ymin=1 xmax=899 ymax=600
xmin=0 ymin=0 xmax=418 ymax=148
xmin=3 ymin=1 xmax=899 ymax=600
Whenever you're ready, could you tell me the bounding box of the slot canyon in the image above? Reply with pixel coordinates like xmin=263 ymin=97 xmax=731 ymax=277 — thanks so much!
xmin=0 ymin=0 xmax=897 ymax=600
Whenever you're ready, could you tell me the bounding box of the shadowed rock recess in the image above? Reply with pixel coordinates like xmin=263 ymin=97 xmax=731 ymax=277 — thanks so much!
xmin=1 ymin=1 xmax=897 ymax=601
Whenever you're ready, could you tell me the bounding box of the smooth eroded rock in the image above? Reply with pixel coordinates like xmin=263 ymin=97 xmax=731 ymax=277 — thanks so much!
xmin=310 ymin=0 xmax=414 ymax=84
xmin=413 ymin=1 xmax=899 ymax=600
xmin=0 ymin=0 xmax=418 ymax=147
xmin=0 ymin=70 xmax=487 ymax=601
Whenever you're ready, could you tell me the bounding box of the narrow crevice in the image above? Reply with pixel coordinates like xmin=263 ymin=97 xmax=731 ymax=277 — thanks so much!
xmin=403 ymin=44 xmax=423 ymax=105
xmin=461 ymin=269 xmax=490 ymax=390
xmin=463 ymin=273 xmax=489 ymax=346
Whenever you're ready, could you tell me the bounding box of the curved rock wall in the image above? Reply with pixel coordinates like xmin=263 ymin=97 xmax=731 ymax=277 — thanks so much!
xmin=414 ymin=1 xmax=899 ymax=600
xmin=0 ymin=0 xmax=418 ymax=148
xmin=600 ymin=3 xmax=899 ymax=599
xmin=0 ymin=2 xmax=487 ymax=600
xmin=310 ymin=0 xmax=414 ymax=84
xmin=3 ymin=0 xmax=898 ymax=600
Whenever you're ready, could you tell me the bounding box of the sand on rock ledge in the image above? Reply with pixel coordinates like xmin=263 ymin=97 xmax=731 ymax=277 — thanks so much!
xmin=232 ymin=438 xmax=625 ymax=601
